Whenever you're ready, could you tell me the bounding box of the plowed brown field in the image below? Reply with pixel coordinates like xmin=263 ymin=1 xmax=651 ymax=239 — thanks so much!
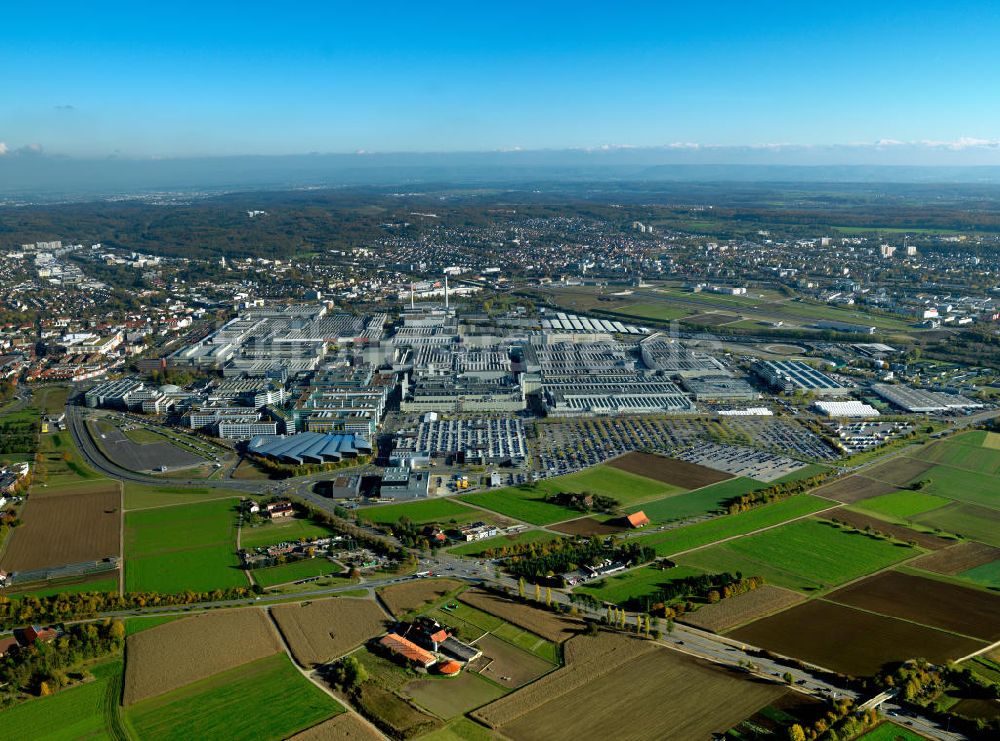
xmin=271 ymin=598 xmax=387 ymax=666
xmin=606 ymin=452 xmax=732 ymax=489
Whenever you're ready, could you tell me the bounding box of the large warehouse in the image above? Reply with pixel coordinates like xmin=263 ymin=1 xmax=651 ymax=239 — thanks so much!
xmin=246 ymin=432 xmax=372 ymax=465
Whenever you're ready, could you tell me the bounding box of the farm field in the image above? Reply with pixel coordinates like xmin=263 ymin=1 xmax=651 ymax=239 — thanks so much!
xmin=911 ymin=541 xmax=1000 ymax=575
xmin=825 ymin=508 xmax=954 ymax=550
xmin=574 ymin=564 xmax=705 ymax=607
xmin=418 ymin=718 xmax=501 ymax=741
xmin=124 ymin=615 xmax=180 ymax=636
xmin=288 ymin=713 xmax=383 ymax=741
xmin=458 ymin=589 xmax=582 ymax=643
xmin=549 ymin=516 xmax=626 ymax=536
xmin=911 ymin=503 xmax=1000 ymax=546
xmin=6 ymin=574 xmax=119 ymax=599
xmin=378 ymin=578 xmax=465 ymax=616
xmin=676 ymin=519 xmax=919 ymax=592
xmin=626 ymin=476 xmax=766 ymax=524
xmin=906 ymin=464 xmax=1000 ymax=510
xmin=825 ymin=571 xmax=1000 ymax=641
xmin=126 ymin=653 xmax=342 ymax=741
xmin=270 ymin=597 xmax=387 ymax=666
xmin=403 ymin=673 xmax=506 ymax=720
xmin=604 ymin=451 xmax=732 ymax=489
xmin=680 ymin=585 xmax=806 ymax=633
xmin=958 ymin=558 xmax=1000 ymax=588
xmin=123 ymin=482 xmax=235 ymax=509
xmin=240 ymin=516 xmax=335 ymax=549
xmin=729 ymin=600 xmax=984 ymax=676
xmin=475 ymin=632 xmax=787 ymax=740
xmin=460 ymin=465 xmax=677 ymax=526
xmin=814 ymin=474 xmax=899 ymax=504
xmin=633 ymin=494 xmax=833 ymax=557
xmin=357 ymin=498 xmax=481 ymax=526
xmin=864 ymin=457 xmax=935 ymax=487
xmin=0 ymin=483 xmax=120 ymax=572
xmin=124 ymin=608 xmax=283 ymax=704
xmin=449 ymin=529 xmax=560 ymax=557
xmin=0 ymin=660 xmax=125 ymax=741
xmin=124 ymin=498 xmax=245 ymax=592
xmin=923 ymin=431 xmax=1000 ymax=475
xmin=251 ymin=558 xmax=348 ymax=588
xmin=852 ymin=489 xmax=951 ymax=518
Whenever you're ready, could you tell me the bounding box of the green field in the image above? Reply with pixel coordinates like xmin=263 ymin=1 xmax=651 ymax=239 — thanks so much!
xmin=419 ymin=718 xmax=499 ymax=741
xmin=0 ymin=660 xmax=125 ymax=741
xmin=123 ymin=482 xmax=235 ymax=510
xmin=240 ymin=516 xmax=335 ymax=549
xmin=634 ymin=495 xmax=833 ymax=556
xmin=461 ymin=466 xmax=675 ymax=526
xmin=575 ymin=564 xmax=705 ymax=606
xmin=251 ymin=558 xmax=350 ymax=588
xmin=124 ymin=498 xmax=246 ymax=593
xmin=628 ymin=477 xmax=766 ymax=523
xmin=449 ymin=529 xmax=561 ymax=557
xmin=8 ymin=576 xmax=119 ymax=600
xmin=677 ymin=519 xmax=919 ymax=592
xmin=357 ymin=498 xmax=480 ymax=526
xmin=607 ymin=302 xmax=691 ymax=321
xmin=856 ymin=722 xmax=928 ymax=741
xmin=958 ymin=559 xmax=1000 ymax=589
xmin=124 ymin=615 xmax=180 ymax=636
xmin=909 ymin=465 xmax=1000 ymax=511
xmin=853 ymin=490 xmax=951 ymax=519
xmin=126 ymin=654 xmax=342 ymax=741
xmin=924 ymin=432 xmax=1000 ymax=476
xmin=911 ymin=503 xmax=1000 ymax=546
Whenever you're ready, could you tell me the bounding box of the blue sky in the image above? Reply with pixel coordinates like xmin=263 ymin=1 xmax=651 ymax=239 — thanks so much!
xmin=2 ymin=1 xmax=1000 ymax=159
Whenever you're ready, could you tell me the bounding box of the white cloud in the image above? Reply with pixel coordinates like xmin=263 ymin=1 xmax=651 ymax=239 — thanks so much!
xmin=0 ymin=142 xmax=8 ymax=156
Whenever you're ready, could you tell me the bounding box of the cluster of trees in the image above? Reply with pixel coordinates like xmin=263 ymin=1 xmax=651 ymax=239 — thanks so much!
xmin=0 ymin=380 xmax=16 ymax=405
xmin=506 ymin=536 xmax=655 ymax=582
xmin=323 ymin=655 xmax=369 ymax=693
xmin=876 ymin=660 xmax=1000 ymax=736
xmin=544 ymin=490 xmax=620 ymax=514
xmin=724 ymin=473 xmax=830 ymax=515
xmin=0 ymin=588 xmax=254 ymax=628
xmin=0 ymin=619 xmax=125 ymax=702
xmin=636 ymin=572 xmax=764 ymax=615
xmin=784 ymin=699 xmax=877 ymax=741
xmin=0 ymin=419 xmax=39 ymax=455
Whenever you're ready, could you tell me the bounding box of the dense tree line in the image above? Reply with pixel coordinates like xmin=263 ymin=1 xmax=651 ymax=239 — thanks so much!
xmin=724 ymin=473 xmax=830 ymax=515
xmin=634 ymin=572 xmax=764 ymax=615
xmin=0 ymin=619 xmax=125 ymax=703
xmin=0 ymin=588 xmax=253 ymax=628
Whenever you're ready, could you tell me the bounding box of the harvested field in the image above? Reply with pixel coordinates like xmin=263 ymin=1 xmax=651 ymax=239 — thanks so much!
xmin=474 ymin=632 xmax=786 ymax=740
xmin=817 ymin=475 xmax=899 ymax=504
xmin=124 ymin=608 xmax=282 ymax=705
xmin=458 ymin=589 xmax=582 ymax=643
xmin=378 ymin=578 xmax=464 ymax=617
xmin=864 ymin=457 xmax=935 ymax=487
xmin=606 ymin=451 xmax=732 ymax=489
xmin=404 ymin=673 xmax=506 ymax=720
xmin=912 ymin=542 xmax=1000 ymax=575
xmin=680 ymin=585 xmax=806 ymax=633
xmin=729 ymin=600 xmax=984 ymax=676
xmin=949 ymin=698 xmax=1000 ymax=722
xmin=271 ymin=598 xmax=388 ymax=666
xmin=289 ymin=713 xmax=385 ymax=740
xmin=549 ymin=516 xmax=626 ymax=536
xmin=469 ymin=633 xmax=555 ymax=688
xmin=0 ymin=484 xmax=120 ymax=571
xmin=824 ymin=508 xmax=954 ymax=550
xmin=826 ymin=571 xmax=1000 ymax=642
